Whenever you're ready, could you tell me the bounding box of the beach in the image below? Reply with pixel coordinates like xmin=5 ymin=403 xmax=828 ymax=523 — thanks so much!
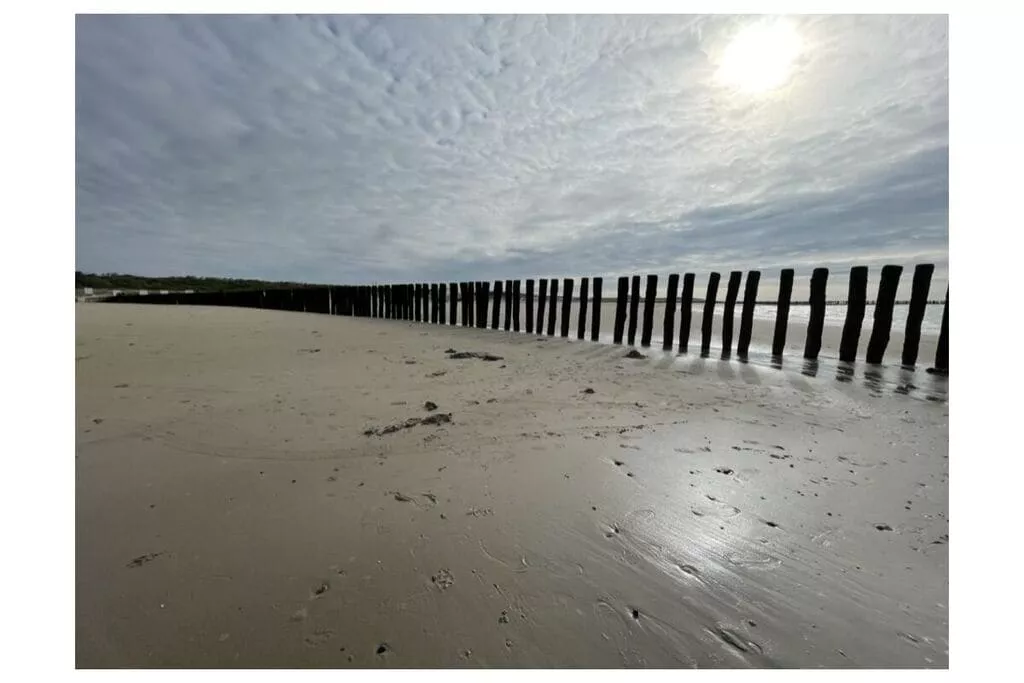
xmin=76 ymin=303 xmax=948 ymax=668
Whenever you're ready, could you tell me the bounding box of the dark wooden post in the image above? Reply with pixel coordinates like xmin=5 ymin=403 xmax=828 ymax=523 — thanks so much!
xmin=640 ymin=274 xmax=657 ymax=347
xmin=505 ymin=279 xmax=514 ymax=331
xmin=902 ymin=263 xmax=934 ymax=366
xmin=370 ymin=286 xmax=376 ymax=318
xmin=491 ymin=280 xmax=503 ymax=329
xmin=721 ymin=271 xmax=742 ymax=356
xmin=700 ymin=272 xmax=721 ymax=356
xmin=449 ymin=282 xmax=457 ymax=325
xmin=839 ymin=266 xmax=869 ymax=363
xmin=413 ymin=284 xmax=421 ymax=322
xmin=737 ymin=271 xmax=761 ymax=359
xmin=472 ymin=281 xmax=485 ymax=328
xmin=679 ymin=273 xmax=695 ymax=353
xmin=804 ymin=268 xmax=829 ymax=360
xmin=469 ymin=282 xmax=477 ymax=327
xmin=613 ymin=277 xmax=628 ymax=344
xmin=560 ymin=278 xmax=573 ymax=337
xmin=430 ymin=284 xmax=438 ymax=324
xmin=460 ymin=282 xmax=469 ymax=326
xmin=663 ymin=274 xmax=680 ymax=350
xmin=438 ymin=283 xmax=446 ymax=324
xmin=547 ymin=278 xmax=559 ymax=336
xmin=537 ymin=279 xmax=548 ymax=335
xmin=865 ymin=265 xmax=903 ymax=364
xmin=628 ymin=275 xmax=641 ymax=345
xmin=934 ymin=288 xmax=948 ymax=371
xmin=512 ymin=280 xmax=521 ymax=332
xmin=525 ymin=279 xmax=535 ymax=333
xmin=773 ymin=269 xmax=794 ymax=357
xmin=422 ymin=283 xmax=429 ymax=323
xmin=577 ymin=277 xmax=589 ymax=340
xmin=591 ymin=277 xmax=603 ymax=342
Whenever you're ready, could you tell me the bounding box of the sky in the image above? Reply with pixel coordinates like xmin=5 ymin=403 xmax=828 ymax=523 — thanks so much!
xmin=75 ymin=14 xmax=948 ymax=295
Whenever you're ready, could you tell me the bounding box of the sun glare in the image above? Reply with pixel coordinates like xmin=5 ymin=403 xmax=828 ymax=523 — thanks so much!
xmin=717 ymin=20 xmax=802 ymax=94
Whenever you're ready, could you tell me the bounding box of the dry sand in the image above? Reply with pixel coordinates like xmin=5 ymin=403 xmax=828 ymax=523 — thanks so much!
xmin=76 ymin=303 xmax=948 ymax=668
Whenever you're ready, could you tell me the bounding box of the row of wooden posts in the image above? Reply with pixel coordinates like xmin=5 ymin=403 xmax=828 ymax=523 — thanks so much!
xmin=112 ymin=264 xmax=948 ymax=371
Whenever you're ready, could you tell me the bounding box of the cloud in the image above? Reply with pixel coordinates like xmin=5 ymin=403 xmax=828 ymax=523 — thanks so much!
xmin=76 ymin=15 xmax=948 ymax=287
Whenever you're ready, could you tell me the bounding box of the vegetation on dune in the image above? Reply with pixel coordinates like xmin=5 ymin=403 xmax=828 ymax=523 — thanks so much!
xmin=75 ymin=272 xmax=327 ymax=292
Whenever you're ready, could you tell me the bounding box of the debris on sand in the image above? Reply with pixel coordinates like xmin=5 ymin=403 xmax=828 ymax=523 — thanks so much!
xmin=445 ymin=350 xmax=504 ymax=362
xmin=715 ymin=467 xmax=734 ymax=476
xmin=424 ymin=401 xmax=438 ymax=412
xmin=126 ymin=552 xmax=164 ymax=568
xmin=363 ymin=413 xmax=452 ymax=437
xmin=624 ymin=349 xmax=646 ymax=359
xmin=298 ymin=348 xmax=321 ymax=354
xmin=875 ymin=523 xmax=893 ymax=531
xmin=431 ymin=568 xmax=454 ymax=590
xmin=582 ymin=387 xmax=595 ymax=394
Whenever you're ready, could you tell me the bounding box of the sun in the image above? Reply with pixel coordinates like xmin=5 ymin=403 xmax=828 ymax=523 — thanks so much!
xmin=717 ymin=20 xmax=802 ymax=94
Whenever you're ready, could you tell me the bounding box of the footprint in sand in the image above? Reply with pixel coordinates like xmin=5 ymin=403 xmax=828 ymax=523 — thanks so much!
xmin=304 ymin=628 xmax=334 ymax=647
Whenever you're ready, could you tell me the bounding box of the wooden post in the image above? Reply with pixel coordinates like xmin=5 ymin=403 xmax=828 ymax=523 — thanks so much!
xmin=663 ymin=274 xmax=680 ymax=350
xmin=773 ymin=269 xmax=794 ymax=357
xmin=469 ymin=282 xmax=477 ymax=327
xmin=902 ymin=263 xmax=935 ymax=367
xmin=430 ymin=284 xmax=438 ymax=324
xmin=839 ymin=266 xmax=869 ymax=363
xmin=577 ymin=277 xmax=589 ymax=340
xmin=525 ymin=279 xmax=535 ymax=334
xmin=547 ymin=278 xmax=559 ymax=336
xmin=449 ymin=282 xmax=457 ymax=325
xmin=804 ymin=268 xmax=829 ymax=360
xmin=422 ymin=283 xmax=430 ymax=323
xmin=537 ymin=279 xmax=548 ymax=335
xmin=679 ymin=273 xmax=695 ymax=353
xmin=512 ymin=280 xmax=521 ymax=332
xmin=491 ymin=280 xmax=503 ymax=329
xmin=413 ymin=284 xmax=421 ymax=322
xmin=700 ymin=273 xmax=721 ymax=356
xmin=471 ymin=282 xmax=482 ymax=328
xmin=737 ymin=271 xmax=761 ymax=359
xmin=504 ymin=279 xmax=514 ymax=331
xmin=865 ymin=265 xmax=903 ymax=364
xmin=640 ymin=274 xmax=657 ymax=347
xmin=628 ymin=275 xmax=641 ymax=345
xmin=934 ymin=288 xmax=948 ymax=371
xmin=721 ymin=271 xmax=742 ymax=356
xmin=460 ymin=282 xmax=469 ymax=326
xmin=438 ymin=283 xmax=446 ymax=324
xmin=560 ymin=278 xmax=573 ymax=337
xmin=591 ymin=277 xmax=603 ymax=342
xmin=613 ymin=277 xmax=628 ymax=344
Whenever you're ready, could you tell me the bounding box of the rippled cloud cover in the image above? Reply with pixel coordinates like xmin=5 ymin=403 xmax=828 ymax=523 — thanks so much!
xmin=76 ymin=15 xmax=948 ymax=290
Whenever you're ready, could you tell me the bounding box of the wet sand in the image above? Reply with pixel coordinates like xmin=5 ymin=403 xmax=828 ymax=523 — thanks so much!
xmin=76 ymin=304 xmax=948 ymax=668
